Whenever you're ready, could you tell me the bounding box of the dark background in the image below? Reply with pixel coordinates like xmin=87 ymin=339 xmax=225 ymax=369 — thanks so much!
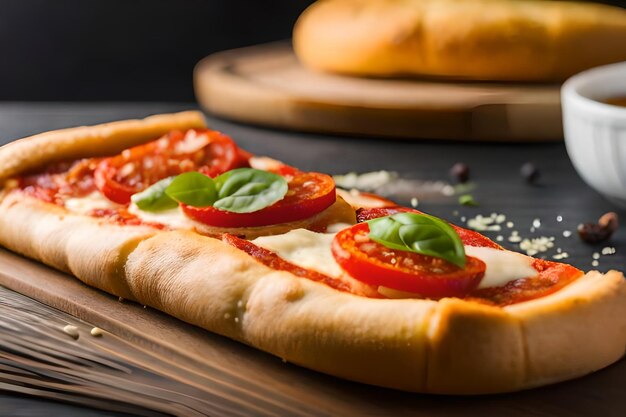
xmin=0 ymin=0 xmax=624 ymax=102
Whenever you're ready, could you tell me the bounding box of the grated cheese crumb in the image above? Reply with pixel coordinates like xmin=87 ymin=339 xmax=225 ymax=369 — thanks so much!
xmin=592 ymin=252 xmax=600 ymax=260
xmin=592 ymin=260 xmax=600 ymax=267
xmin=410 ymin=197 xmax=419 ymax=208
xmin=333 ymin=171 xmax=397 ymax=191
xmin=90 ymin=327 xmax=103 ymax=337
xmin=563 ymin=230 xmax=572 ymax=238
xmin=556 ymin=215 xmax=563 ymax=222
xmin=519 ymin=236 xmax=555 ymax=256
xmin=601 ymin=247 xmax=616 ymax=256
xmin=63 ymin=325 xmax=79 ymax=339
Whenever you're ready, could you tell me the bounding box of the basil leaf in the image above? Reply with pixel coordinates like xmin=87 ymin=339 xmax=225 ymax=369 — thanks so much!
xmin=368 ymin=213 xmax=466 ymax=268
xmin=213 ymin=168 xmax=288 ymax=213
xmin=131 ymin=177 xmax=178 ymax=212
xmin=165 ymin=172 xmax=217 ymax=207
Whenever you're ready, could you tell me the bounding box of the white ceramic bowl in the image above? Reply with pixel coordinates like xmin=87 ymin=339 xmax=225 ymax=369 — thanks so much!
xmin=562 ymin=61 xmax=626 ymax=207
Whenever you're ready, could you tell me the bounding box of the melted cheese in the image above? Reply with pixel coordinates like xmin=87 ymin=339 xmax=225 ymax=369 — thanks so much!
xmin=64 ymin=192 xmax=119 ymax=214
xmin=465 ymin=246 xmax=536 ymax=289
xmin=253 ymin=229 xmax=344 ymax=277
xmin=127 ymin=204 xmax=197 ymax=229
xmin=253 ymin=228 xmax=538 ymax=294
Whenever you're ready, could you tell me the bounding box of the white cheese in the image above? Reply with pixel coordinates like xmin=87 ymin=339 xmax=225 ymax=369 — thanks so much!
xmin=64 ymin=191 xmax=118 ymax=214
xmin=253 ymin=229 xmax=344 ymax=278
xmin=253 ymin=229 xmax=538 ymax=292
xmin=465 ymin=246 xmax=537 ymax=289
xmin=127 ymin=204 xmax=197 ymax=230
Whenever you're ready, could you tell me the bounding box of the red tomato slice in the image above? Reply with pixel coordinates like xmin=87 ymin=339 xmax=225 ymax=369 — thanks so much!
xmin=182 ymin=170 xmax=336 ymax=228
xmin=331 ymin=222 xmax=486 ymax=298
xmin=95 ymin=129 xmax=247 ymax=204
xmin=357 ymin=207 xmax=502 ymax=249
xmin=468 ymin=258 xmax=582 ymax=306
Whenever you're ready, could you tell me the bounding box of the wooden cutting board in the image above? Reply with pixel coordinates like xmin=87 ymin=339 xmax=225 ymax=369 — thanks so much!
xmin=194 ymin=43 xmax=563 ymax=141
xmin=1 ymin=248 xmax=625 ymax=416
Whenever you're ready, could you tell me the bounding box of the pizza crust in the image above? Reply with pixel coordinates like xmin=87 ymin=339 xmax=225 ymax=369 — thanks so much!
xmin=0 ymin=111 xmax=206 ymax=182
xmin=123 ymin=230 xmax=626 ymax=394
xmin=294 ymin=0 xmax=626 ymax=82
xmin=0 ymin=114 xmax=624 ymax=394
xmin=0 ymin=192 xmax=157 ymax=300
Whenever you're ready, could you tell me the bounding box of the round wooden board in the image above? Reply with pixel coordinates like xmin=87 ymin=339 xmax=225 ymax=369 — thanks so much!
xmin=194 ymin=42 xmax=563 ymax=142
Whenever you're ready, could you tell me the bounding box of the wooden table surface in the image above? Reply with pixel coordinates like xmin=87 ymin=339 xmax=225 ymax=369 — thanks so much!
xmin=0 ymin=102 xmax=624 ymax=416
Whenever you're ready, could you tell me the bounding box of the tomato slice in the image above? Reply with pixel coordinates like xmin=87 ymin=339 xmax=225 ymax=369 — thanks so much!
xmin=182 ymin=170 xmax=337 ymax=228
xmin=357 ymin=207 xmax=502 ymax=249
xmin=94 ymin=129 xmax=247 ymax=204
xmin=467 ymin=259 xmax=582 ymax=306
xmin=331 ymin=222 xmax=486 ymax=298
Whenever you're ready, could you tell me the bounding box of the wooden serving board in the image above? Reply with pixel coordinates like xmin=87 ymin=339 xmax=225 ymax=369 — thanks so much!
xmin=194 ymin=43 xmax=563 ymax=142
xmin=1 ymin=248 xmax=626 ymax=416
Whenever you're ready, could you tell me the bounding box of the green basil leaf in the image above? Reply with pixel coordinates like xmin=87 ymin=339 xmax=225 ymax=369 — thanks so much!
xmin=131 ymin=177 xmax=178 ymax=212
xmin=165 ymin=172 xmax=217 ymax=207
xmin=368 ymin=213 xmax=466 ymax=268
xmin=213 ymin=168 xmax=288 ymax=213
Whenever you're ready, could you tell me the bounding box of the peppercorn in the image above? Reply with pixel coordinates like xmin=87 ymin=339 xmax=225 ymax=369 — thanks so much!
xmin=450 ymin=163 xmax=470 ymax=184
xmin=520 ymin=162 xmax=540 ymax=184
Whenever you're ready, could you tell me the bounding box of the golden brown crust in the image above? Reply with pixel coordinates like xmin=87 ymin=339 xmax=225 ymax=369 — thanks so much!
xmin=124 ymin=230 xmax=437 ymax=392
xmin=506 ymin=270 xmax=626 ymax=389
xmin=294 ymin=0 xmax=626 ymax=82
xmin=0 ymin=114 xmax=624 ymax=394
xmin=0 ymin=192 xmax=157 ymax=299
xmin=0 ymin=111 xmax=206 ymax=182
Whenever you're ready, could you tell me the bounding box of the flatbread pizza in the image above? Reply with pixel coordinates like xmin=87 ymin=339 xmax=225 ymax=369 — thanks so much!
xmin=0 ymin=111 xmax=624 ymax=394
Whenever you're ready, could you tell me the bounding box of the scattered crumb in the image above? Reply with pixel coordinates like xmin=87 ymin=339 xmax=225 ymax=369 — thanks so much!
xmin=506 ymin=221 xmax=514 ymax=228
xmin=508 ymin=231 xmax=522 ymax=243
xmin=601 ymin=246 xmax=616 ymax=255
xmin=460 ymin=216 xmax=467 ymax=222
xmin=442 ymin=185 xmax=456 ymax=196
xmin=224 ymin=313 xmax=231 ymax=319
xmin=552 ymin=252 xmax=569 ymax=260
xmin=592 ymin=252 xmax=600 ymax=260
xmin=90 ymin=327 xmax=103 ymax=337
xmin=63 ymin=325 xmax=79 ymax=339
xmin=452 ymin=210 xmax=459 ymax=216
xmin=519 ymin=236 xmax=555 ymax=256
xmin=556 ymin=215 xmax=563 ymax=222
xmin=410 ymin=197 xmax=419 ymax=208
xmin=237 ymin=300 xmax=244 ymax=308
xmin=234 ymin=317 xmax=240 ymax=323
xmin=563 ymin=230 xmax=572 ymax=238
xmin=496 ymin=235 xmax=504 ymax=242
xmin=592 ymin=260 xmax=600 ymax=267
xmin=118 ymin=297 xmax=124 ymax=303
xmin=333 ymin=171 xmax=397 ymax=191
xmin=532 ymin=218 xmax=541 ymax=228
